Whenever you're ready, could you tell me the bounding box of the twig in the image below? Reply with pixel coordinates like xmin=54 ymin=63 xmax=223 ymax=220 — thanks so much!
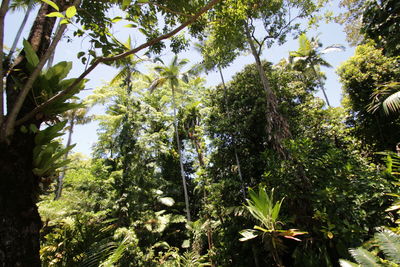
xmin=0 ymin=0 xmax=10 ymax=126
xmin=16 ymin=0 xmax=221 ymax=126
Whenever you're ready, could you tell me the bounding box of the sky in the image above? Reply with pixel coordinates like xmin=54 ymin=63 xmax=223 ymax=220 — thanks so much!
xmin=4 ymin=1 xmax=355 ymax=156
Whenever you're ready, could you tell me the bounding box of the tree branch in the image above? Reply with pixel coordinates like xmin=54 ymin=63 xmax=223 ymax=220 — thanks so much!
xmin=4 ymin=0 xmax=81 ymax=137
xmin=0 ymin=0 xmax=10 ymax=126
xmin=16 ymin=0 xmax=221 ymax=126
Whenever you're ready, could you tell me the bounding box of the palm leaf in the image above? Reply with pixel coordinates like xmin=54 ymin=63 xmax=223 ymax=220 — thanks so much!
xmin=382 ymin=91 xmax=400 ymax=115
xmin=339 ymin=259 xmax=360 ymax=267
xmin=349 ymin=247 xmax=380 ymax=267
xmin=374 ymin=230 xmax=400 ymax=264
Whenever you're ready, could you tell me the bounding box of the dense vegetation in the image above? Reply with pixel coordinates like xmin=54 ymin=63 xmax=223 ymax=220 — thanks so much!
xmin=1 ymin=0 xmax=400 ymax=266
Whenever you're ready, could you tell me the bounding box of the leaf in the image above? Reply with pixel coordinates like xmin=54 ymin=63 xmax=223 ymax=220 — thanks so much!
xmin=382 ymin=91 xmax=400 ymax=114
xmin=349 ymin=247 xmax=380 ymax=266
xmin=41 ymin=0 xmax=59 ymax=11
xmin=374 ymin=230 xmax=400 ymax=263
xmin=65 ymin=6 xmax=77 ymax=19
xmin=60 ymin=19 xmax=69 ymax=25
xmin=158 ymin=197 xmax=175 ymax=207
xmin=339 ymin=259 xmax=360 ymax=267
xmin=46 ymin=12 xmax=64 ymax=18
xmin=321 ymin=44 xmax=346 ymax=54
xmin=181 ymin=239 xmax=190 ymax=248
xmin=124 ymin=23 xmax=137 ymax=28
xmin=23 ymin=39 xmax=39 ymax=70
xmin=239 ymin=229 xmax=259 ymax=241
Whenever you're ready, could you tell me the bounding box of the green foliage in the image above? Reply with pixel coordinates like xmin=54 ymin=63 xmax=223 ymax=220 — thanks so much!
xmin=338 ymin=42 xmax=400 ymax=152
xmin=362 ymin=0 xmax=400 ymax=57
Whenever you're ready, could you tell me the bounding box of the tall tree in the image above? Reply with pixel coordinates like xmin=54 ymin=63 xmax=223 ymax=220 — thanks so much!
xmin=289 ymin=33 xmax=345 ymax=107
xmin=149 ymin=55 xmax=192 ymax=222
xmin=0 ymin=0 xmax=221 ymax=264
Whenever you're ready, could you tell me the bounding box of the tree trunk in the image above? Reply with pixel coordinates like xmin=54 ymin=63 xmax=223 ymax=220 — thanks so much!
xmin=218 ymin=66 xmax=246 ymax=199
xmin=244 ymin=22 xmax=290 ymax=158
xmin=54 ymin=116 xmax=74 ymax=200
xmin=0 ymin=132 xmax=41 ymax=266
xmin=8 ymin=1 xmax=34 ymax=60
xmin=171 ymin=84 xmax=191 ymax=222
xmin=0 ymin=4 xmax=57 ymax=265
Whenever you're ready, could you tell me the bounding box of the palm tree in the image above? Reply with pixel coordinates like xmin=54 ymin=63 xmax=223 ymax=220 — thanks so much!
xmin=289 ymin=33 xmax=345 ymax=107
xmin=149 ymin=55 xmax=192 ymax=222
xmin=109 ymin=36 xmax=149 ymax=94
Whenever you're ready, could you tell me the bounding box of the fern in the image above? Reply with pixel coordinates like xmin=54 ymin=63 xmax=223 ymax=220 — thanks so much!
xmin=374 ymin=230 xmax=400 ymax=264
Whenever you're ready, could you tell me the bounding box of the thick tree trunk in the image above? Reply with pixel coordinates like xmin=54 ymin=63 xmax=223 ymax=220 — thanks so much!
xmin=0 ymin=4 xmax=57 ymax=266
xmin=0 ymin=132 xmax=41 ymax=266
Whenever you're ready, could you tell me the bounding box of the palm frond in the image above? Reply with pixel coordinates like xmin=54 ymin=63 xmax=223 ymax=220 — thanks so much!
xmin=349 ymin=247 xmax=380 ymax=266
xmin=374 ymin=230 xmax=400 ymax=264
xmin=339 ymin=259 xmax=360 ymax=267
xmin=321 ymin=44 xmax=346 ymax=54
xmin=382 ymin=91 xmax=400 ymax=115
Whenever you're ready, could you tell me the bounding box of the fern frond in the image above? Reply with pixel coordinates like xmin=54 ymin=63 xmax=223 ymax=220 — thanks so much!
xmin=374 ymin=230 xmax=400 ymax=264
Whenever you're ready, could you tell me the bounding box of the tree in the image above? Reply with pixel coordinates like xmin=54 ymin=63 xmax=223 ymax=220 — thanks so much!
xmin=149 ymin=55 xmax=193 ymax=222
xmin=338 ymin=42 xmax=400 ymax=152
xmin=289 ymin=33 xmax=345 ymax=107
xmin=200 ymin=0 xmax=322 ymax=157
xmin=362 ymin=0 xmax=400 ymax=57
xmin=0 ymin=0 xmax=221 ymax=264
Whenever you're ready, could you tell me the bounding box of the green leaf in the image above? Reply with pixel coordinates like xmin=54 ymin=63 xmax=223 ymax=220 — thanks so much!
xmin=46 ymin=12 xmax=64 ymax=18
xmin=111 ymin=16 xmax=122 ymax=23
xmin=65 ymin=6 xmax=77 ymax=19
xmin=41 ymin=0 xmax=59 ymax=11
xmin=339 ymin=259 xmax=360 ymax=267
xmin=124 ymin=23 xmax=137 ymax=28
xmin=23 ymin=39 xmax=39 ymax=70
xmin=239 ymin=229 xmax=259 ymax=241
xmin=349 ymin=247 xmax=380 ymax=267
xmin=29 ymin=124 xmax=39 ymax=133
xmin=374 ymin=230 xmax=400 ymax=264
xmin=158 ymin=197 xmax=175 ymax=207
xmin=60 ymin=19 xmax=69 ymax=25
xmin=181 ymin=239 xmax=190 ymax=248
xmin=20 ymin=125 xmax=28 ymax=134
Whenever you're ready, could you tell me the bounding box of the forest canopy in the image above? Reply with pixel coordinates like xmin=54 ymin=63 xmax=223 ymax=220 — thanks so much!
xmin=1 ymin=0 xmax=400 ymax=266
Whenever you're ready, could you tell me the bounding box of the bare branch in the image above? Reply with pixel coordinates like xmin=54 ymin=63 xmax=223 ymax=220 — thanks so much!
xmin=16 ymin=0 xmax=221 ymax=126
xmin=4 ymin=0 xmax=81 ymax=137
xmin=0 ymin=0 xmax=10 ymax=126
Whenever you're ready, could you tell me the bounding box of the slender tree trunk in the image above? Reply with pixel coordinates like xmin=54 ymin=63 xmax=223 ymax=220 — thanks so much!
xmin=171 ymin=84 xmax=191 ymax=221
xmin=46 ymin=18 xmax=60 ymax=68
xmin=218 ymin=66 xmax=246 ymax=199
xmin=8 ymin=1 xmax=34 ymax=60
xmin=244 ymin=22 xmax=290 ymax=158
xmin=54 ymin=116 xmax=74 ymax=200
xmin=312 ymin=67 xmax=331 ymax=107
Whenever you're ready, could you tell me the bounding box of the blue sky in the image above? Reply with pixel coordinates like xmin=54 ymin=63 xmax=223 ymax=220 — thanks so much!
xmin=4 ymin=1 xmax=355 ymax=155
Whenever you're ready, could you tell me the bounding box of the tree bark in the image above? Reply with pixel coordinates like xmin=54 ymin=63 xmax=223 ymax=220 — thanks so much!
xmin=0 ymin=132 xmax=41 ymax=266
xmin=0 ymin=4 xmax=57 ymax=266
